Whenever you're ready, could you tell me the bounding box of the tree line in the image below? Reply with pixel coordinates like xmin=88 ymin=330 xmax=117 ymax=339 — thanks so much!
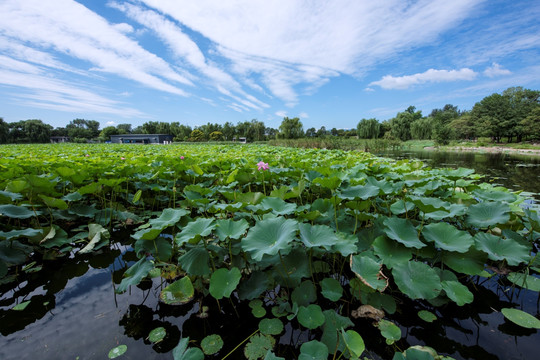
xmin=1 ymin=86 xmax=538 ymax=144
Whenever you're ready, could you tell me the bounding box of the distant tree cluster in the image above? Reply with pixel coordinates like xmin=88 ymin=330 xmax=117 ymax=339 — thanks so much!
xmin=356 ymin=87 xmax=539 ymax=144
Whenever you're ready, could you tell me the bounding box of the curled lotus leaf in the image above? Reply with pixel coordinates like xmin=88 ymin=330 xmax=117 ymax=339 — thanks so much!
xmin=160 ymin=276 xmax=194 ymax=305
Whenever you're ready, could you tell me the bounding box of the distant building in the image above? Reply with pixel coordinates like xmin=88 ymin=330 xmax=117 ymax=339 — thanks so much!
xmin=232 ymin=136 xmax=247 ymax=143
xmin=110 ymin=134 xmax=174 ymax=144
xmin=50 ymin=136 xmax=70 ymax=143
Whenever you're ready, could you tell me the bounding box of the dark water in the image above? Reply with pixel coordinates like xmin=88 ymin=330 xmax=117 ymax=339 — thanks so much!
xmin=376 ymin=149 xmax=540 ymax=200
xmin=1 ymin=150 xmax=540 ymax=360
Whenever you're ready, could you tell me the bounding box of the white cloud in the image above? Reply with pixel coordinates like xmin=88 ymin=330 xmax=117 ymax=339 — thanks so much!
xmin=299 ymin=112 xmax=309 ymax=119
xmin=275 ymin=110 xmax=287 ymax=117
xmin=369 ymin=68 xmax=478 ymax=90
xmin=483 ymin=62 xmax=511 ymax=78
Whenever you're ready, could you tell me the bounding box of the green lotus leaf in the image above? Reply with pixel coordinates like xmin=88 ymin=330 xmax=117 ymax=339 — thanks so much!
xmin=291 ymin=280 xmax=317 ymax=307
xmin=423 ymin=203 xmax=467 ymax=221
xmin=0 ymin=260 xmax=7 ymax=278
xmin=241 ymin=217 xmax=298 ymax=261
xmin=249 ymin=299 xmax=266 ymax=318
xmin=176 ymin=218 xmax=216 ymax=245
xmin=0 ymin=240 xmax=32 ymax=265
xmin=79 ymin=223 xmax=110 ymax=254
xmin=149 ymin=208 xmax=189 ymax=230
xmin=132 ymin=228 xmax=163 ymax=241
xmin=473 ymin=189 xmax=517 ymax=203
xmin=209 ymin=267 xmax=241 ymax=300
xmin=350 ymin=253 xmax=387 ymax=291
xmin=201 ymin=334 xmax=223 ymax=355
xmin=116 ymin=258 xmax=154 ymax=293
xmin=78 ymin=182 xmax=101 ymax=195
xmin=259 ymin=318 xmax=284 ymax=335
xmin=466 ymin=202 xmax=511 ymax=229
xmin=377 ymin=319 xmax=401 ymax=344
xmin=260 ymin=197 xmax=297 ymax=215
xmin=372 ymin=235 xmax=412 ymax=269
xmin=62 ymin=192 xmax=82 ymax=203
xmin=39 ymin=225 xmax=70 ymax=249
xmin=148 ymin=327 xmax=166 ymax=343
xmin=298 ymin=223 xmax=338 ymax=250
xmin=0 ymin=204 xmax=38 ymax=219
xmin=298 ymin=304 xmax=325 ymax=329
xmin=390 ymin=200 xmax=415 ymax=215
xmin=274 ymin=247 xmax=310 ymax=287
xmin=0 ymin=228 xmax=42 ymax=241
xmin=341 ymin=329 xmax=365 ymax=358
xmin=421 ymin=222 xmax=473 ymax=253
xmin=473 ymin=232 xmax=530 ymax=266
xmin=108 ymin=345 xmax=127 ymax=359
xmin=418 ymin=310 xmax=437 ymax=322
xmin=392 ymin=261 xmax=442 ymax=300
xmin=442 ymin=167 xmax=476 ymax=181
xmin=173 ymin=337 xmax=204 ymax=360
xmin=39 ymin=194 xmax=68 ymax=210
xmin=332 ymin=232 xmax=358 ymax=256
xmin=0 ymin=190 xmax=23 ymax=202
xmin=264 ymin=351 xmax=285 ymax=360
xmin=12 ymin=300 xmax=31 ymax=311
xmin=178 ymin=248 xmax=210 ymax=276
xmin=442 ymin=248 xmax=487 ymax=275
xmin=160 ymin=276 xmax=194 ymax=305
xmin=320 ymin=277 xmax=343 ymax=301
xmin=68 ymin=204 xmax=98 ymax=218
xmin=215 ymin=218 xmax=249 ymax=240
xmin=339 ymin=184 xmax=380 ymax=200
xmin=501 ymin=308 xmax=540 ymax=329
xmin=313 ymin=176 xmax=341 ymax=190
xmin=441 ymin=280 xmax=473 ymax=306
xmin=238 ymin=271 xmax=270 ymax=300
xmin=507 ymin=272 xmax=540 ymax=291
xmin=299 ymin=340 xmax=329 ymax=360
xmin=244 ymin=334 xmax=275 ymax=360
xmin=321 ymin=310 xmax=354 ymax=355
xmin=407 ymin=195 xmax=448 ymax=213
xmin=383 ymin=217 xmax=426 ymax=249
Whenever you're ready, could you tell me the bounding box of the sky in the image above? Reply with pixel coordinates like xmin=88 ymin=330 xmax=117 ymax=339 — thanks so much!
xmin=0 ymin=0 xmax=539 ymax=130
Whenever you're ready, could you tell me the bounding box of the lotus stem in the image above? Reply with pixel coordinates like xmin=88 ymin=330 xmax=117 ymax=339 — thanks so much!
xmin=221 ymin=329 xmax=259 ymax=360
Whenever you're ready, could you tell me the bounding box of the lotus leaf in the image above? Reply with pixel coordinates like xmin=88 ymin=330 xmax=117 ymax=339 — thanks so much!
xmin=299 ymin=340 xmax=328 ymax=360
xmin=260 ymin=197 xmax=297 ymax=215
xmin=407 ymin=195 xmax=448 ymax=213
xmin=209 ymin=267 xmax=241 ymax=299
xmin=132 ymin=228 xmax=163 ymax=241
xmin=320 ymin=277 xmax=343 ymax=301
xmin=12 ymin=300 xmax=31 ymax=311
xmin=383 ymin=217 xmax=426 ymax=249
xmin=249 ymin=299 xmax=266 ymax=318
xmin=350 ymin=253 xmax=388 ymax=291
xmin=473 ymin=232 xmax=529 ymax=266
xmin=473 ymin=189 xmax=517 ymax=203
xmin=160 ymin=276 xmax=194 ymax=305
xmin=0 ymin=228 xmax=42 ymax=241
xmin=244 ymin=334 xmax=275 ymax=360
xmin=39 ymin=226 xmax=70 ymax=249
xmin=148 ymin=327 xmax=166 ymax=343
xmin=506 ymin=273 xmax=540 ymax=292
xmin=421 ymin=223 xmax=473 ymax=253
xmin=341 ymin=329 xmax=365 ymax=358
xmin=79 ymin=224 xmax=110 ymax=254
xmin=339 ymin=184 xmax=380 ymax=200
xmin=466 ymin=202 xmax=510 ymax=229
xmin=442 ymin=248 xmax=487 ymax=275
xmin=0 ymin=204 xmax=38 ymax=219
xmin=390 ymin=199 xmax=415 ymax=215
xmin=176 ymin=218 xmax=216 ymax=245
xmin=0 ymin=240 xmax=32 ymax=265
xmin=178 ymin=248 xmax=210 ymax=276
xmin=298 ymin=223 xmax=338 ymax=250
xmin=392 ymin=261 xmax=442 ymax=300
xmin=501 ymin=308 xmax=540 ymax=329
xmin=173 ymin=337 xmax=204 ymax=360
xmin=321 ymin=310 xmax=353 ymax=355
xmin=259 ymin=318 xmax=284 ymax=335
xmin=291 ymin=280 xmax=317 ymax=307
xmin=116 ymin=258 xmax=154 ymax=293
xmin=241 ymin=217 xmax=298 ymax=261
xmin=418 ymin=310 xmax=437 ymax=322
xmin=201 ymin=334 xmax=223 ymax=355
xmin=264 ymin=351 xmax=285 ymax=360
xmin=39 ymin=194 xmax=68 ymax=210
xmin=441 ymin=280 xmax=473 ymax=306
xmin=215 ymin=218 xmax=249 ymax=240
xmin=149 ymin=208 xmax=189 ymax=229
xmin=377 ymin=319 xmax=401 ymax=344
xmin=332 ymin=232 xmax=359 ymax=256
xmin=238 ymin=271 xmax=270 ymax=300
xmin=372 ymin=235 xmax=412 ymax=269
xmin=108 ymin=345 xmax=127 ymax=359
xmin=298 ymin=304 xmax=325 ymax=329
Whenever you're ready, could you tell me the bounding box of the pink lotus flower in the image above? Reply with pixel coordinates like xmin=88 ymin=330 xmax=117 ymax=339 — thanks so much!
xmin=180 ymin=156 xmax=185 ymax=160
xmin=85 ymin=154 xmax=90 ymax=157
xmin=257 ymin=161 xmax=269 ymax=171
xmin=121 ymin=157 xmax=126 ymax=160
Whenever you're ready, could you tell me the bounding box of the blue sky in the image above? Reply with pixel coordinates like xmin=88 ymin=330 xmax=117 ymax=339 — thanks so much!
xmin=0 ymin=0 xmax=539 ymax=130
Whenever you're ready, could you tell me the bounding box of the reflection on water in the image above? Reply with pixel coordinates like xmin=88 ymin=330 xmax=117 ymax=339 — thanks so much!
xmin=377 ymin=150 xmax=540 ymax=199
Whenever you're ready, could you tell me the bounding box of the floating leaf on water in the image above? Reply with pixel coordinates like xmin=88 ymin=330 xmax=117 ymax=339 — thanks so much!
xmin=501 ymin=308 xmax=540 ymax=329
xmin=291 ymin=280 xmax=317 ymax=307
xmin=201 ymin=334 xmax=223 ymax=355
xmin=441 ymin=280 xmax=474 ymax=306
xmin=108 ymin=345 xmax=127 ymax=359
xmin=249 ymin=299 xmax=266 ymax=318
xmin=259 ymin=318 xmax=284 ymax=335
xmin=507 ymin=272 xmax=540 ymax=291
xmin=12 ymin=300 xmax=31 ymax=311
xmin=298 ymin=304 xmax=325 ymax=329
xmin=299 ymin=340 xmax=328 ymax=360
xmin=244 ymin=334 xmax=275 ymax=360
xmin=377 ymin=319 xmax=401 ymax=344
xmin=418 ymin=310 xmax=437 ymax=323
xmin=341 ymin=329 xmax=365 ymax=358
xmin=264 ymin=351 xmax=285 ymax=360
xmin=172 ymin=337 xmax=204 ymax=360
xmin=160 ymin=276 xmax=194 ymax=305
xmin=148 ymin=327 xmax=166 ymax=343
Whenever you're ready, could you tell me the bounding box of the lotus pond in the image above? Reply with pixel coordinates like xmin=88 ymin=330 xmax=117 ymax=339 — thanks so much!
xmin=1 ymin=143 xmax=539 ymax=360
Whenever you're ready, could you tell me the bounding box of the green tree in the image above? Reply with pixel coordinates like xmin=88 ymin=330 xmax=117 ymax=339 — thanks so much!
xmin=389 ymin=106 xmax=422 ymax=141
xmin=450 ymin=113 xmax=476 ymax=140
xmin=316 ymin=126 xmax=328 ymax=137
xmin=356 ymin=118 xmax=380 ymax=139
xmin=520 ymin=106 xmax=540 ymax=141
xmin=116 ymin=123 xmax=132 ymax=134
xmin=279 ymin=117 xmax=304 ymax=139
xmin=66 ymin=119 xmax=100 ymax=140
xmin=170 ymin=122 xmax=192 ymax=141
xmin=306 ymin=127 xmax=316 ymax=137
xmin=189 ymin=129 xmax=206 ymax=142
xmin=222 ymin=122 xmax=236 ymax=141
xmin=430 ymin=104 xmax=460 ymax=145
xmin=471 ymin=94 xmax=512 ymax=143
xmin=410 ymin=117 xmax=433 ymax=140
xmin=99 ymin=126 xmax=119 ymax=142
xmin=502 ymin=87 xmax=540 ymax=142
xmin=0 ymin=118 xmax=9 ymax=143
xmin=209 ymin=131 xmax=223 ymax=141
xmin=9 ymin=119 xmax=52 ymax=143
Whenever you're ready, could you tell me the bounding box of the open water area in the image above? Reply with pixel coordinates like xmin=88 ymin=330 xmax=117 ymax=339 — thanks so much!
xmin=1 ymin=149 xmax=539 ymax=359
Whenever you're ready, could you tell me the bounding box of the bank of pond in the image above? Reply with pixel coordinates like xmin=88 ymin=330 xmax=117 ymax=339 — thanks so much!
xmin=0 ymin=143 xmax=539 ymax=360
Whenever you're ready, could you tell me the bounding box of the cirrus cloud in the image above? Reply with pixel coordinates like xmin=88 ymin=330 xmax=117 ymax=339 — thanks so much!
xmin=369 ymin=68 xmax=478 ymax=90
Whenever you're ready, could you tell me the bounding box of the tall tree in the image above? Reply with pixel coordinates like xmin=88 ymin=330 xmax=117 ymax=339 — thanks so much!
xmin=389 ymin=106 xmax=422 ymax=141
xmin=356 ymin=118 xmax=380 ymax=139
xmin=471 ymin=94 xmax=513 ymax=142
xmin=279 ymin=117 xmax=304 ymax=139
xmin=0 ymin=118 xmax=9 ymax=143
